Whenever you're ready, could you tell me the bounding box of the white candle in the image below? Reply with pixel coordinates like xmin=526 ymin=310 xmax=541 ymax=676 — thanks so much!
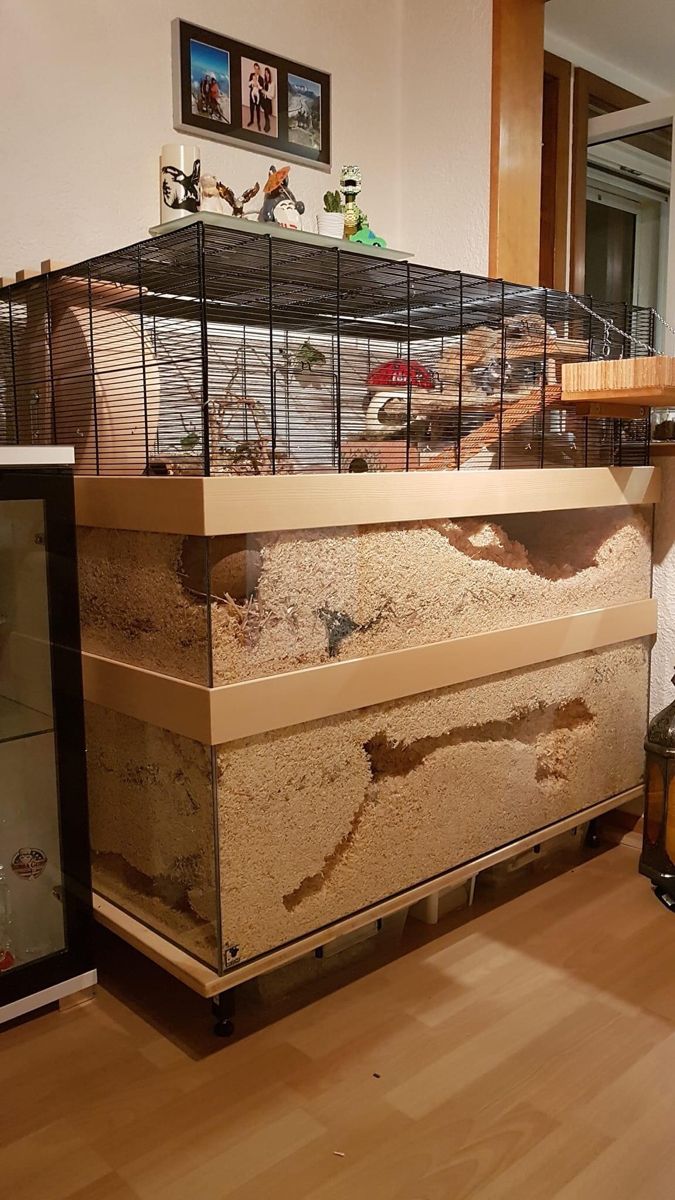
xmin=159 ymin=143 xmax=201 ymax=223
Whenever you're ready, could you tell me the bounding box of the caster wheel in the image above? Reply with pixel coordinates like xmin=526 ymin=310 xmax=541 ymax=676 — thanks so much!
xmin=213 ymin=1018 xmax=235 ymax=1037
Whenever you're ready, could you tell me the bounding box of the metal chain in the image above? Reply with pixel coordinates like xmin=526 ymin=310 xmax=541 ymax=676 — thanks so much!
xmin=651 ymin=308 xmax=675 ymax=342
xmin=565 ymin=292 xmax=657 ymax=356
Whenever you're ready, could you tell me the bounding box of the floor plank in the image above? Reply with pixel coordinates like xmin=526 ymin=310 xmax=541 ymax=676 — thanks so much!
xmin=1 ymin=845 xmax=673 ymax=1199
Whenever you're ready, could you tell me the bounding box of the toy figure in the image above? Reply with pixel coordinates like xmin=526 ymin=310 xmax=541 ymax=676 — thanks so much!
xmin=339 ymin=165 xmax=363 ymax=239
xmin=199 ymin=174 xmax=229 ymax=215
xmin=258 ymin=165 xmax=305 ymax=228
xmin=217 ymin=181 xmax=261 ymax=217
xmin=350 ymin=215 xmax=387 ymax=249
xmin=200 ymin=176 xmax=260 ymax=218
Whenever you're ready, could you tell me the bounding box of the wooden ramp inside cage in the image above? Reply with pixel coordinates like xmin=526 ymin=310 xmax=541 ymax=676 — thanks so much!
xmin=424 ymin=385 xmax=563 ymax=470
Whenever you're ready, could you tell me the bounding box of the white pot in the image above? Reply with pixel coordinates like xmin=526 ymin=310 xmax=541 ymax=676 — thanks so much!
xmin=317 ymin=211 xmax=344 ymax=238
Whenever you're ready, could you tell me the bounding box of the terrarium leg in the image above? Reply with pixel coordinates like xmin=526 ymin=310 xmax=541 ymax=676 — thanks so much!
xmin=211 ymin=988 xmax=236 ymax=1037
xmin=585 ymin=818 xmax=601 ymax=850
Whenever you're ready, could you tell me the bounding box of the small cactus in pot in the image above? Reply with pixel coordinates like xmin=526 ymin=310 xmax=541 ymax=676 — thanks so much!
xmin=318 ymin=189 xmax=344 ymax=237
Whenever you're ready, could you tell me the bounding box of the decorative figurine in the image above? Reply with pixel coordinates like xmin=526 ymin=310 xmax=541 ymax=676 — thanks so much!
xmin=339 ymin=165 xmax=363 ymax=239
xmin=11 ymin=847 xmax=48 ymax=880
xmin=159 ymin=144 xmax=201 ymax=223
xmin=199 ymin=174 xmax=230 ymax=215
xmin=217 ymin=180 xmax=261 ymax=218
xmin=258 ymin=165 xmax=305 ymax=229
xmin=200 ymin=176 xmax=260 ymax=218
xmin=350 ymin=214 xmax=387 ymax=249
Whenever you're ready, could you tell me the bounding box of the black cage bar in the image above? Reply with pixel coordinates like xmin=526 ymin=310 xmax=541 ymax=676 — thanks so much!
xmin=0 ymin=223 xmax=654 ymax=476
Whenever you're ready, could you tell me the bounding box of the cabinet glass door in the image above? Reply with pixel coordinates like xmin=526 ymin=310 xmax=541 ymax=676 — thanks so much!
xmin=0 ymin=498 xmax=65 ymax=974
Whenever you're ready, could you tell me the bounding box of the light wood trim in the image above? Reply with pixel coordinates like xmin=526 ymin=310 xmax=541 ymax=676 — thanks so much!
xmin=490 ymin=0 xmax=545 ymax=284
xmin=82 ymin=654 xmax=212 ymax=742
xmin=540 ymin=51 xmax=572 ymax=290
xmin=208 ymin=599 xmax=656 ymax=743
xmin=82 ymin=599 xmax=657 ymax=744
xmin=93 ymin=786 xmax=644 ymax=997
xmin=93 ymin=894 xmax=219 ymax=995
xmin=75 ymin=467 xmax=660 ymax=536
xmin=75 ymin=476 xmax=207 ymax=535
xmin=563 ymin=356 xmax=675 ymax=402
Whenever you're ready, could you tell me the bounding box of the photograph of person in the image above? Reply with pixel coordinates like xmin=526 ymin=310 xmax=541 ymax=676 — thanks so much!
xmin=189 ymin=38 xmax=231 ymax=123
xmin=241 ymin=58 xmax=278 ymax=137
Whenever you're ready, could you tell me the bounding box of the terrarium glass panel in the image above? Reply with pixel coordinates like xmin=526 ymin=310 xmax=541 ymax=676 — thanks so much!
xmin=77 ymin=527 xmax=211 ymax=685
xmin=85 ymin=638 xmax=648 ymax=976
xmin=86 ymin=702 xmax=218 ymax=968
xmin=77 ymin=505 xmax=652 ymax=687
xmin=215 ymin=639 xmax=649 ymax=971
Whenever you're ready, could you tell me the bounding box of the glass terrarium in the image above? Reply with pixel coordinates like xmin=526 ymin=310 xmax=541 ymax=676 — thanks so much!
xmin=77 ymin=504 xmax=653 ymax=687
xmin=87 ymin=635 xmax=649 ymax=975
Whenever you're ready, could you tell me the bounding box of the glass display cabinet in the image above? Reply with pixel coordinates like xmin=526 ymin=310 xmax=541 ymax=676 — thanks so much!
xmin=0 ymin=448 xmax=94 ymax=1025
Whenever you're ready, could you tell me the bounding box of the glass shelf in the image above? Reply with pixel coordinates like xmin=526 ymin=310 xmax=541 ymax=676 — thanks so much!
xmin=0 ymin=694 xmax=53 ymax=746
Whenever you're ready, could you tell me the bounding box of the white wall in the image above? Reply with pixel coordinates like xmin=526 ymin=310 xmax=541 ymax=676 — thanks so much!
xmin=0 ymin=0 xmax=492 ymax=276
xmin=545 ymin=0 xmax=674 ymax=100
xmin=402 ymin=0 xmax=492 ymax=271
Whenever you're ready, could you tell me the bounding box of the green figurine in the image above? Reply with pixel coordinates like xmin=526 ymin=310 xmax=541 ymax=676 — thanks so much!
xmin=350 ymin=214 xmax=387 ymax=249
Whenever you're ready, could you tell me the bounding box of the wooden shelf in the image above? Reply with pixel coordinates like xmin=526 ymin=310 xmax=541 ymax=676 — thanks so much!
xmin=82 ymin=599 xmax=657 ymax=745
xmin=563 ymin=355 xmax=675 ymax=406
xmin=650 ymin=442 xmax=675 ymax=457
xmin=75 ymin=466 xmax=660 ymax=537
xmin=92 ymin=785 xmax=644 ymax=998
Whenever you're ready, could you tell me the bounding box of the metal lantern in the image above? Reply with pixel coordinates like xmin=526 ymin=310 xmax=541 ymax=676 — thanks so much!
xmin=640 ymin=672 xmax=675 ymax=909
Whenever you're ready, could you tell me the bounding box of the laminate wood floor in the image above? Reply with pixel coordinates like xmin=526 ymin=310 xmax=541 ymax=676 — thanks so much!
xmin=2 ymin=845 xmax=674 ymax=1200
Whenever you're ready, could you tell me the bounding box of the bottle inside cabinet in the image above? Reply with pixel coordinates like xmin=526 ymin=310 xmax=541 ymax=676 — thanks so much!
xmin=0 ymin=497 xmax=65 ymax=973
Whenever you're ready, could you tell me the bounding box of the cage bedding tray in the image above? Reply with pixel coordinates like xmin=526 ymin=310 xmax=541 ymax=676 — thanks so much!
xmin=148 ymin=211 xmax=412 ymax=260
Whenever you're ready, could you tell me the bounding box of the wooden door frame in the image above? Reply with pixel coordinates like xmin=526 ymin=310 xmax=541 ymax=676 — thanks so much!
xmin=540 ymin=51 xmax=572 ymax=290
xmin=489 ymin=0 xmax=545 ymax=285
xmin=570 ymin=70 xmax=645 ymax=293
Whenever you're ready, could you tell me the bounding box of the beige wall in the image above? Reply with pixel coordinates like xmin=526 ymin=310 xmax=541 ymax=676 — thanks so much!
xmin=0 ymin=0 xmax=492 ymax=275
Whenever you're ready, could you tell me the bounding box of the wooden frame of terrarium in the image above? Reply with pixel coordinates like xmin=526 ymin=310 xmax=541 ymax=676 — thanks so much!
xmin=76 ymin=465 xmax=659 ymax=1000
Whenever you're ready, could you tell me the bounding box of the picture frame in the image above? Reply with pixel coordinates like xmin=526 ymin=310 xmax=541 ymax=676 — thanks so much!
xmin=172 ymin=19 xmax=331 ymax=170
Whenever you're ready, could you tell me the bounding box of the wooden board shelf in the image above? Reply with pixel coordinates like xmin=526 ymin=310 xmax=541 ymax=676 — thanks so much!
xmin=75 ymin=466 xmax=661 ymax=537
xmin=81 ymin=598 xmax=657 ymax=745
xmin=563 ymin=356 xmax=675 ymax=406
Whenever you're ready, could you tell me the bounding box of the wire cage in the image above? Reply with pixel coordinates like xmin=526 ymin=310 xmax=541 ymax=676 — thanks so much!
xmin=0 ymin=221 xmax=655 ymax=476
